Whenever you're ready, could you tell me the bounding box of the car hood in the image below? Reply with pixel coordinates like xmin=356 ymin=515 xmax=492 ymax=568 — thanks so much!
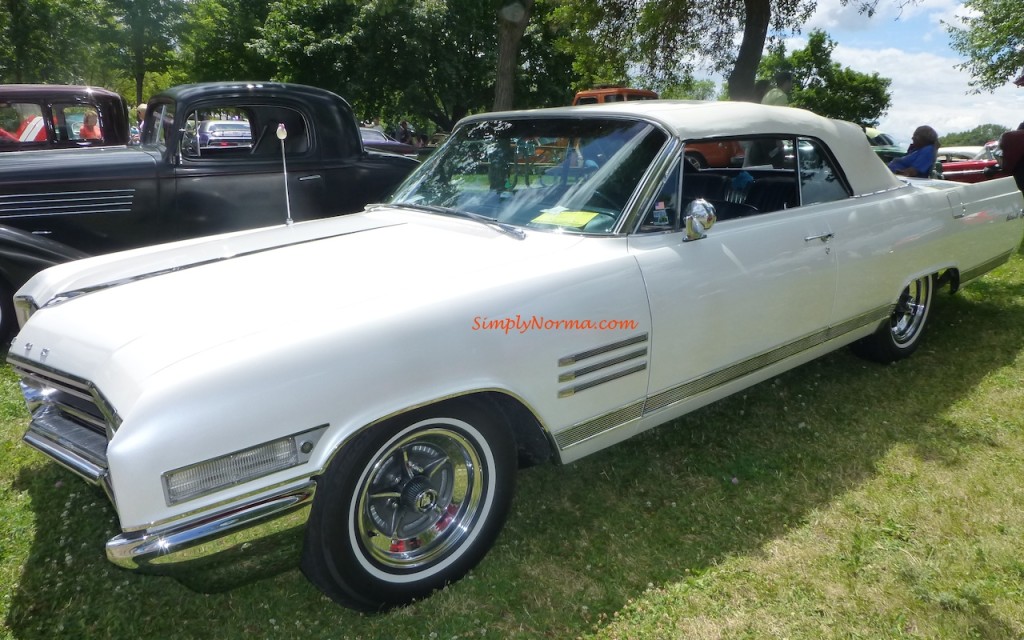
xmin=13 ymin=208 xmax=589 ymax=408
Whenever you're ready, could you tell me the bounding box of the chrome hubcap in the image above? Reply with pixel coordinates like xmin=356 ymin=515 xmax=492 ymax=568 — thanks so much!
xmin=356 ymin=426 xmax=484 ymax=569
xmin=891 ymin=276 xmax=930 ymax=345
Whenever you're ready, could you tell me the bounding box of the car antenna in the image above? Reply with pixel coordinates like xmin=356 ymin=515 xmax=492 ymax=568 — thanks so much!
xmin=276 ymin=123 xmax=293 ymax=225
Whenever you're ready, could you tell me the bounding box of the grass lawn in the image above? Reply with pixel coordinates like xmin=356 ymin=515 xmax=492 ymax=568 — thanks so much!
xmin=2 ymin=245 xmax=1023 ymax=639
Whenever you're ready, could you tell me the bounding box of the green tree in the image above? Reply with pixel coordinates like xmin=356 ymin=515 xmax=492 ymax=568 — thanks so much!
xmin=940 ymin=124 xmax=1010 ymax=147
xmin=253 ymin=0 xmax=573 ymax=131
xmin=548 ymin=0 xmax=916 ymax=102
xmin=947 ymin=0 xmax=1024 ymax=91
xmin=0 ymin=0 xmax=106 ymax=83
xmin=759 ymin=30 xmax=891 ymax=125
xmin=107 ymin=0 xmax=184 ymax=104
xmin=180 ymin=0 xmax=276 ymax=83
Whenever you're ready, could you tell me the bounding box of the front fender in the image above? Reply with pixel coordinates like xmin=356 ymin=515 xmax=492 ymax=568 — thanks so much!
xmin=0 ymin=225 xmax=90 ymax=292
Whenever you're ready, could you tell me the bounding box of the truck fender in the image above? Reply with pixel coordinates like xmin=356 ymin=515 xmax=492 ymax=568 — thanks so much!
xmin=0 ymin=224 xmax=90 ymax=294
xmin=0 ymin=225 xmax=90 ymax=340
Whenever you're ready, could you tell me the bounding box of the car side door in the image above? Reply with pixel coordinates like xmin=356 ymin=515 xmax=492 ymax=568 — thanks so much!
xmin=629 ymin=146 xmax=839 ymax=414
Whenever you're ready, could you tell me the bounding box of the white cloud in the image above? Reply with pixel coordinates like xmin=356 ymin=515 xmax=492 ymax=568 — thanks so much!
xmin=783 ymin=1 xmax=1024 ymax=142
xmin=829 ymin=44 xmax=1024 ymax=142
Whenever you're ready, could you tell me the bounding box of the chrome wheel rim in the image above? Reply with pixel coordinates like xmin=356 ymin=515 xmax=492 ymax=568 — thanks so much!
xmin=890 ymin=276 xmax=931 ymax=345
xmin=356 ymin=427 xmax=484 ymax=570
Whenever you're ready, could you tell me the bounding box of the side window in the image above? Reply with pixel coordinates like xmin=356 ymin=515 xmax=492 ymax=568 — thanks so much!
xmin=642 ymin=136 xmax=804 ymax=226
xmin=796 ymin=137 xmax=850 ymax=205
xmin=0 ymin=102 xmax=46 ymax=147
xmin=246 ymin=106 xmax=311 ymax=158
xmin=182 ymin=105 xmax=254 ymax=159
xmin=144 ymin=102 xmax=175 ymax=146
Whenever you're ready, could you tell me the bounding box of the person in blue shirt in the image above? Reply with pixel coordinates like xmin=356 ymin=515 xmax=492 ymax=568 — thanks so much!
xmin=888 ymin=125 xmax=939 ymax=177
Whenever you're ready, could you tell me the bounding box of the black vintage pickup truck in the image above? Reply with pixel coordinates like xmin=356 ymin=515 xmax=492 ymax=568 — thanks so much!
xmin=0 ymin=81 xmax=418 ymax=338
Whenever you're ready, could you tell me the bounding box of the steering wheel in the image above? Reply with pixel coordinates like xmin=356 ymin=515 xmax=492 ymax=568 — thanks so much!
xmin=587 ymin=190 xmax=622 ymax=211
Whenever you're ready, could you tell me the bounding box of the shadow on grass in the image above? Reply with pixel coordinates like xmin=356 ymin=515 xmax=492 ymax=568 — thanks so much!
xmin=4 ymin=279 xmax=1024 ymax=639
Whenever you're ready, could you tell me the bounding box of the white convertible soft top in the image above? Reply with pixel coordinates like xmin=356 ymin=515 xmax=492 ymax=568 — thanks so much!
xmin=464 ymin=100 xmax=904 ymax=198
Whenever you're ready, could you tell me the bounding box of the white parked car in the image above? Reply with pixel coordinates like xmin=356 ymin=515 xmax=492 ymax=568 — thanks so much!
xmin=8 ymin=101 xmax=1024 ymax=610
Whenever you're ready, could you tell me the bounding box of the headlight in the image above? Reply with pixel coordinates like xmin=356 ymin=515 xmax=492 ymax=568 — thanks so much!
xmin=162 ymin=425 xmax=327 ymax=505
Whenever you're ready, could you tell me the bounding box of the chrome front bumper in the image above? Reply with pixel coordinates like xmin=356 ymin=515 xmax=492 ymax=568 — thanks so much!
xmin=105 ymin=482 xmax=317 ymax=591
xmin=12 ymin=354 xmax=319 ymax=590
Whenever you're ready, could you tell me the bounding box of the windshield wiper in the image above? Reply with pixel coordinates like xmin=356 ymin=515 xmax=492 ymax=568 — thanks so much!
xmin=388 ymin=202 xmax=526 ymax=240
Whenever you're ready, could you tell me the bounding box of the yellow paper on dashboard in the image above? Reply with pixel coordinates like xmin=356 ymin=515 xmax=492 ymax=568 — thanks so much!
xmin=531 ymin=209 xmax=600 ymax=229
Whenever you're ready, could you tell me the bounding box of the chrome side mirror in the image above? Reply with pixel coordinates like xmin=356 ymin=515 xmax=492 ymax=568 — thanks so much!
xmin=684 ymin=198 xmax=716 ymax=241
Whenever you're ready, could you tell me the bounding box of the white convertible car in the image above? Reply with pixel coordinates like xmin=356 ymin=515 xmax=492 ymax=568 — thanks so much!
xmin=8 ymin=101 xmax=1024 ymax=610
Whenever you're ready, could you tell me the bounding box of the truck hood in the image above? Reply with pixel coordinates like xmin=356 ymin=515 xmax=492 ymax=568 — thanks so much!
xmin=12 ymin=208 xmax=590 ymax=410
xmin=0 ymin=145 xmax=158 ymax=185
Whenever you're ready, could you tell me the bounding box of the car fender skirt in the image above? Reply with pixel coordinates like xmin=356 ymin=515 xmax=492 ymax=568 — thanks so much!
xmin=105 ymin=481 xmax=316 ymax=592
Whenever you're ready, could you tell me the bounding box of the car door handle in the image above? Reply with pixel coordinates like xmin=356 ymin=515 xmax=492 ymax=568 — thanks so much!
xmin=298 ymin=174 xmax=322 ymax=182
xmin=804 ymin=232 xmax=834 ymax=243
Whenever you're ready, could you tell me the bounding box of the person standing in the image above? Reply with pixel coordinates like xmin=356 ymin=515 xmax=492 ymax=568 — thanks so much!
xmin=998 ymin=121 xmax=1024 ymax=191
xmin=397 ymin=120 xmax=412 ymax=144
xmin=761 ymin=71 xmax=793 ymax=106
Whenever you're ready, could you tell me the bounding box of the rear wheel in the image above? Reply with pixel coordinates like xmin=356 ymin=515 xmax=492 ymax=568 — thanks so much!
xmin=852 ymin=274 xmax=933 ymax=363
xmin=301 ymin=402 xmax=516 ymax=610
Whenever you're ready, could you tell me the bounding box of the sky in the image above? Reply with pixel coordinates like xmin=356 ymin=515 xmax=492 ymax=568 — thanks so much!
xmin=769 ymin=0 xmax=1024 ymax=145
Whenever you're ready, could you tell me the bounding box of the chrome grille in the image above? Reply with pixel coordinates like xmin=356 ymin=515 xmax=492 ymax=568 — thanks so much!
xmin=7 ymin=355 xmax=118 ymax=490
xmin=10 ymin=358 xmax=112 ymax=436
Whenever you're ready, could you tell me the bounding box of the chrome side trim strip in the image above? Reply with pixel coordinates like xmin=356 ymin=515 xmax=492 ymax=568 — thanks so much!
xmin=558 ymin=333 xmax=649 ymax=366
xmin=554 ymin=306 xmax=889 ymax=452
xmin=39 ymin=223 xmax=408 ymax=310
xmin=558 ymin=348 xmax=648 ymax=382
xmin=645 ymin=305 xmax=889 ymax=414
xmin=960 ymin=249 xmax=1012 ymax=285
xmin=0 ymin=189 xmax=135 ymax=217
xmin=554 ymin=401 xmax=645 ymax=449
xmin=558 ymin=363 xmax=648 ymax=399
xmin=556 ymin=334 xmax=649 ymax=398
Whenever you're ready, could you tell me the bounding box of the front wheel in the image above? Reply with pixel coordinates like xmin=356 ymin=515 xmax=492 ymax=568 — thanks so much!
xmin=852 ymin=274 xmax=934 ymax=363
xmin=301 ymin=402 xmax=516 ymax=610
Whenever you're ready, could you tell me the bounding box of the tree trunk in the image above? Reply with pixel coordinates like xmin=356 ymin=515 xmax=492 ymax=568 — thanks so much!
xmin=493 ymin=0 xmax=534 ymax=111
xmin=727 ymin=0 xmax=771 ymax=102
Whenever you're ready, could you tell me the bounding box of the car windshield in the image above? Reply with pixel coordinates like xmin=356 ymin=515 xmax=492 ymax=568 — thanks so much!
xmin=388 ymin=117 xmax=667 ymax=234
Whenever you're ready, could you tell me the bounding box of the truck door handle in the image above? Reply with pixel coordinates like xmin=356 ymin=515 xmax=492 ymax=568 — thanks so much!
xmin=804 ymin=232 xmax=834 ymax=243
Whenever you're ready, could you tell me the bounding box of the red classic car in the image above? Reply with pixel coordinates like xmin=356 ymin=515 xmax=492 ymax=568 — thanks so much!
xmin=938 ymin=145 xmax=999 ymax=183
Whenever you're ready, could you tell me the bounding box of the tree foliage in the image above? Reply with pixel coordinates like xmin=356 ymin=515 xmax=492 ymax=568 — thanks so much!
xmin=760 ymin=30 xmax=891 ymax=125
xmin=939 ymin=124 xmax=1010 ymax=147
xmin=179 ymin=0 xmax=276 ymax=83
xmin=947 ymin=0 xmax=1024 ymax=92
xmin=106 ymin=0 xmax=184 ymax=104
